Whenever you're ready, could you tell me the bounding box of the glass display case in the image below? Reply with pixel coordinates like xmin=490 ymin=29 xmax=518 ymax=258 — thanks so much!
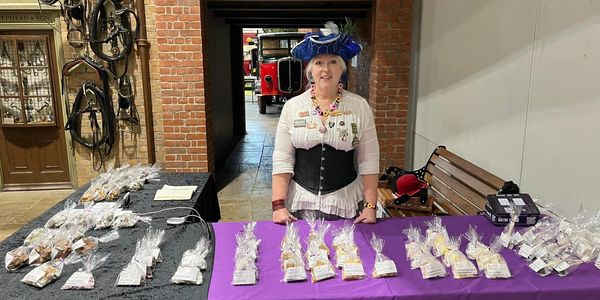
xmin=0 ymin=37 xmax=57 ymax=126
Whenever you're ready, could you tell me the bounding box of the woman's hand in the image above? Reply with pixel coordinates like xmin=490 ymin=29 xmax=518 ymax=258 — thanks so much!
xmin=273 ymin=208 xmax=298 ymax=224
xmin=354 ymin=207 xmax=377 ymax=224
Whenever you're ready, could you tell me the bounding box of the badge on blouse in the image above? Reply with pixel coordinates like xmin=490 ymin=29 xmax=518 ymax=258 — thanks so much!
xmin=344 ymin=110 xmax=352 ymax=115
xmin=294 ymin=119 xmax=307 ymax=127
xmin=299 ymin=111 xmax=309 ymax=117
xmin=328 ymin=121 xmax=335 ymax=128
xmin=337 ymin=128 xmax=348 ymax=141
xmin=330 ymin=111 xmax=343 ymax=116
xmin=307 ymin=122 xmax=317 ymax=129
xmin=351 ymin=123 xmax=360 ymax=146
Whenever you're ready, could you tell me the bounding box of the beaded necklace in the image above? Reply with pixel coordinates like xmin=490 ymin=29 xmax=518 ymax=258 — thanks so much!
xmin=311 ymin=83 xmax=343 ymax=117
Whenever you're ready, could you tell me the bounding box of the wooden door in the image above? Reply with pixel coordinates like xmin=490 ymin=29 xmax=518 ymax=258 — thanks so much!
xmin=0 ymin=32 xmax=71 ymax=190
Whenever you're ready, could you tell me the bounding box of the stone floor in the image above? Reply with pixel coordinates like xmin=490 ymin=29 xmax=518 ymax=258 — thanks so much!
xmin=216 ymin=96 xmax=283 ymax=222
xmin=0 ymin=189 xmax=75 ymax=241
xmin=0 ymin=94 xmax=281 ymax=242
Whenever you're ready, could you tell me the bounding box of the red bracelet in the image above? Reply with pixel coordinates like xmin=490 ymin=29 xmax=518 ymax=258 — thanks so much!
xmin=272 ymin=199 xmax=286 ymax=212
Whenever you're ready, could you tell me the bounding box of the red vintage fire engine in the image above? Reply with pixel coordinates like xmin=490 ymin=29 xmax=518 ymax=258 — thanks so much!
xmin=254 ymin=32 xmax=306 ymax=114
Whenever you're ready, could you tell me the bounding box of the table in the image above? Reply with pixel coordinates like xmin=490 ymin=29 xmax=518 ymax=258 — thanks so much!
xmin=0 ymin=173 xmax=219 ymax=299
xmin=208 ymin=215 xmax=600 ymax=300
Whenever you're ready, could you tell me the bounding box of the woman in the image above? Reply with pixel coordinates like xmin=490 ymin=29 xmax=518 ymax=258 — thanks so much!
xmin=271 ymin=23 xmax=380 ymax=224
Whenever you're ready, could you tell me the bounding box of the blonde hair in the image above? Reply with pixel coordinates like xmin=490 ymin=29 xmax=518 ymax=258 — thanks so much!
xmin=305 ymin=55 xmax=347 ymax=89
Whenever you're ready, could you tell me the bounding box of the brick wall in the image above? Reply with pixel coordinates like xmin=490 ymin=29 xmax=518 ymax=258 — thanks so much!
xmin=155 ymin=0 xmax=214 ymax=174
xmin=369 ymin=0 xmax=412 ymax=169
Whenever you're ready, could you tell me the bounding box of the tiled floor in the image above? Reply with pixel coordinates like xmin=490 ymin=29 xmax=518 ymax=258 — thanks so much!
xmin=216 ymin=97 xmax=282 ymax=222
xmin=0 ymin=95 xmax=281 ymax=242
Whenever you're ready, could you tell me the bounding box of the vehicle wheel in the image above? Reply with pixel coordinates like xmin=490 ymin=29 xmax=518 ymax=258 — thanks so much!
xmin=258 ymin=96 xmax=268 ymax=114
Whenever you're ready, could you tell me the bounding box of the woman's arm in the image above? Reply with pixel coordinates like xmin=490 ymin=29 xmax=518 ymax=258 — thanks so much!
xmin=272 ymin=173 xmax=297 ymax=224
xmin=271 ymin=102 xmax=297 ymax=223
xmin=354 ymin=174 xmax=378 ymax=224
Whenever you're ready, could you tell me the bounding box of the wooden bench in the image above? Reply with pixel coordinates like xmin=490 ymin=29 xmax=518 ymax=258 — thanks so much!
xmin=379 ymin=146 xmax=506 ymax=217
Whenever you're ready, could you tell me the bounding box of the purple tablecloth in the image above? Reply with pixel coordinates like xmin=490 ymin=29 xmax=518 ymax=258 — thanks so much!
xmin=208 ymin=216 xmax=600 ymax=300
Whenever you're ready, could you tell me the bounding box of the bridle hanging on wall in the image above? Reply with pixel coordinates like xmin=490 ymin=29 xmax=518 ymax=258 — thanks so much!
xmin=39 ymin=0 xmax=140 ymax=170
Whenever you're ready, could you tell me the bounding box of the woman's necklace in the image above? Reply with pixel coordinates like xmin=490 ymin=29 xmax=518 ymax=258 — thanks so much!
xmin=311 ymin=83 xmax=343 ymax=117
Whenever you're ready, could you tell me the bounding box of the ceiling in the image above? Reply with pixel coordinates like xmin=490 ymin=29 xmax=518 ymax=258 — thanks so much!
xmin=206 ymin=0 xmax=372 ymax=27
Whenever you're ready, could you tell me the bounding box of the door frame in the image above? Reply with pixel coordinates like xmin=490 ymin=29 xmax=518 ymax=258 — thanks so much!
xmin=0 ymin=8 xmax=78 ymax=190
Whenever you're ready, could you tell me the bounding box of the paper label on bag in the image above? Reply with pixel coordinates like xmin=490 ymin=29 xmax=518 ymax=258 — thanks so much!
xmin=336 ymin=254 xmax=348 ymax=268
xmin=117 ymin=269 xmax=142 ymax=286
xmin=23 ymin=265 xmax=46 ymax=283
xmin=313 ymin=264 xmax=334 ymax=281
xmin=422 ymin=261 xmax=446 ymax=279
xmin=342 ymin=263 xmax=365 ymax=276
xmin=172 ymin=267 xmax=201 ymax=284
xmin=535 ymin=247 xmax=548 ymax=258
xmin=529 ymin=258 xmax=547 ymax=272
xmin=511 ymin=232 xmax=523 ymax=245
xmin=554 ymin=261 xmax=569 ymax=273
xmin=62 ymin=271 xmax=94 ymax=289
xmin=72 ymin=239 xmax=86 ymax=250
xmin=453 ymin=260 xmax=477 ymax=276
xmin=375 ymin=260 xmax=397 ymax=275
xmin=500 ymin=232 xmax=511 ymax=248
xmin=411 ymin=254 xmax=423 ymax=267
xmin=523 ymin=231 xmax=536 ymax=243
xmin=518 ymin=244 xmax=534 ymax=258
xmin=284 ymin=266 xmax=307 ymax=282
xmin=232 ymin=270 xmax=256 ymax=285
xmin=486 ymin=263 xmax=510 ymax=278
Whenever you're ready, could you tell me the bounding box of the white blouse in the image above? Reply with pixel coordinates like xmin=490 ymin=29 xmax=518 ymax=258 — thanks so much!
xmin=272 ymin=89 xmax=380 ymax=218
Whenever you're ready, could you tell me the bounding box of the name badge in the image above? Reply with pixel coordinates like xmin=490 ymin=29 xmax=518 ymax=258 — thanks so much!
xmin=293 ymin=119 xmax=307 ymax=127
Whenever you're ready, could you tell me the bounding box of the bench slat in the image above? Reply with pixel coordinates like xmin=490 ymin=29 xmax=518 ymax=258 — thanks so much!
xmin=427 ymin=163 xmax=487 ymax=212
xmin=428 ymin=168 xmax=483 ymax=215
xmin=428 ymin=187 xmax=467 ymax=216
xmin=430 ymin=154 xmax=498 ymax=197
xmin=436 ymin=148 xmax=504 ymax=190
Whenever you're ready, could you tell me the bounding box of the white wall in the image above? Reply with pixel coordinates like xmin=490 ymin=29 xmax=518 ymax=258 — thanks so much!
xmin=415 ymin=0 xmax=600 ymax=218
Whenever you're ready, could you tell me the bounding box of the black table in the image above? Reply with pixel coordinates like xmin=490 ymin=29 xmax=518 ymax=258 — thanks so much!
xmin=0 ymin=172 xmax=220 ymax=299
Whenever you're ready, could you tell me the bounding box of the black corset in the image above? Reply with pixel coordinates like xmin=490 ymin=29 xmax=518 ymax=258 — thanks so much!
xmin=293 ymin=144 xmax=357 ymax=195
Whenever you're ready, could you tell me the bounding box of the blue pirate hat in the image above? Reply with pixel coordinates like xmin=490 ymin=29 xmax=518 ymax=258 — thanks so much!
xmin=291 ymin=21 xmax=362 ymax=62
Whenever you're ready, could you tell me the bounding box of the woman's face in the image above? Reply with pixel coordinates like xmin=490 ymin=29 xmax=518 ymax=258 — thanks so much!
xmin=310 ymin=54 xmax=343 ymax=92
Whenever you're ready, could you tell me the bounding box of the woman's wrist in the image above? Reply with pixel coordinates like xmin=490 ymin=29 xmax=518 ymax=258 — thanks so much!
xmin=272 ymin=199 xmax=286 ymax=212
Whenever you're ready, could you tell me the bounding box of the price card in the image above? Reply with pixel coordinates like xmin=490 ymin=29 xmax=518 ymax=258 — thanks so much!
xmin=518 ymin=244 xmax=534 ymax=258
xmin=375 ymin=260 xmax=398 ymax=276
xmin=62 ymin=271 xmax=95 ymax=289
xmin=232 ymin=270 xmax=257 ymax=285
xmin=284 ymin=266 xmax=307 ymax=282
